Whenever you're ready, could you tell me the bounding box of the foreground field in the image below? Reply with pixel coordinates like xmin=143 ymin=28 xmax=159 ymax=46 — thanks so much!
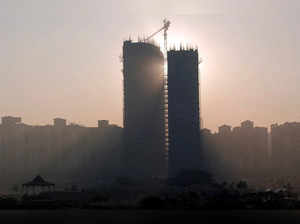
xmin=0 ymin=210 xmax=299 ymax=224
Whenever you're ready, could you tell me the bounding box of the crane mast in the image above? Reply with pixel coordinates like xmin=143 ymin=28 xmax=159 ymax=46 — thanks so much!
xmin=146 ymin=19 xmax=171 ymax=170
xmin=146 ymin=19 xmax=171 ymax=54
xmin=163 ymin=19 xmax=170 ymax=54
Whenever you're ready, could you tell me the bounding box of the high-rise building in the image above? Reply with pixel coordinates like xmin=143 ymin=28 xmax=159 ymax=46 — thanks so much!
xmin=98 ymin=120 xmax=109 ymax=128
xmin=219 ymin=125 xmax=232 ymax=136
xmin=1 ymin=116 xmax=22 ymax=127
xmin=122 ymin=40 xmax=166 ymax=178
xmin=234 ymin=122 xmax=268 ymax=178
xmin=0 ymin=116 xmax=123 ymax=189
xmin=271 ymin=122 xmax=300 ymax=178
xmin=167 ymin=48 xmax=201 ymax=176
xmin=53 ymin=118 xmax=67 ymax=128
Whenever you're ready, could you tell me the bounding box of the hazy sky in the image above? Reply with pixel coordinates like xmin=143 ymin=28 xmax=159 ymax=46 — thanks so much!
xmin=1 ymin=0 xmax=300 ymax=131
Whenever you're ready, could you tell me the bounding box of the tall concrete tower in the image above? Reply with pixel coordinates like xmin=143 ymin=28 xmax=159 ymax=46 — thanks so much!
xmin=122 ymin=40 xmax=166 ymax=178
xmin=167 ymin=48 xmax=201 ymax=177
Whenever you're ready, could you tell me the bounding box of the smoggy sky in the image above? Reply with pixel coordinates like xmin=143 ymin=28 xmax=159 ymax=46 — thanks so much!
xmin=1 ymin=0 xmax=300 ymax=131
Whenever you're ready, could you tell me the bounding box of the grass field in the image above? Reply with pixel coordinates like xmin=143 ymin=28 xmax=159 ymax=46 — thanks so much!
xmin=0 ymin=210 xmax=299 ymax=224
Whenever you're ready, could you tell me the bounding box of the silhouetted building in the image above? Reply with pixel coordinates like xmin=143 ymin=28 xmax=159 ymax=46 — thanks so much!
xmin=167 ymin=48 xmax=201 ymax=176
xmin=1 ymin=116 xmax=22 ymax=127
xmin=271 ymin=122 xmax=300 ymax=179
xmin=54 ymin=118 xmax=67 ymax=128
xmin=211 ymin=121 xmax=269 ymax=182
xmin=219 ymin=125 xmax=232 ymax=136
xmin=201 ymin=129 xmax=217 ymax=174
xmin=241 ymin=120 xmax=254 ymax=129
xmin=122 ymin=40 xmax=166 ymax=178
xmin=233 ymin=122 xmax=268 ymax=179
xmin=0 ymin=116 xmax=122 ymax=190
xmin=23 ymin=175 xmax=55 ymax=194
xmin=98 ymin=120 xmax=109 ymax=128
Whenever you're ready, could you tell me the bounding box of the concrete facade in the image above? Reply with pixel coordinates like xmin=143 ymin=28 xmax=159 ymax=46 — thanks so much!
xmin=167 ymin=48 xmax=201 ymax=176
xmin=122 ymin=40 xmax=166 ymax=178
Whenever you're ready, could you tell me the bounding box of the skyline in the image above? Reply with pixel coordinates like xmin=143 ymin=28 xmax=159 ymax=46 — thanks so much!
xmin=1 ymin=0 xmax=300 ymax=131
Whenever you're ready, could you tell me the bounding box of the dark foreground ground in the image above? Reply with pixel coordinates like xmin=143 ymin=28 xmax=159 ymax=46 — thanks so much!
xmin=1 ymin=210 xmax=300 ymax=224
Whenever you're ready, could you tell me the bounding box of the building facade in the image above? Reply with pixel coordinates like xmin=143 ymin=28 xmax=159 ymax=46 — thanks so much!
xmin=0 ymin=117 xmax=122 ymax=191
xmin=207 ymin=121 xmax=269 ymax=182
xmin=122 ymin=40 xmax=166 ymax=178
xmin=167 ymin=48 xmax=201 ymax=176
xmin=271 ymin=122 xmax=300 ymax=179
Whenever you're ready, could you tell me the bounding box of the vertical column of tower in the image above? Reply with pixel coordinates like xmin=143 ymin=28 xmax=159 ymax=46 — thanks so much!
xmin=122 ymin=40 xmax=166 ymax=178
xmin=163 ymin=44 xmax=169 ymax=177
xmin=167 ymin=48 xmax=201 ymax=177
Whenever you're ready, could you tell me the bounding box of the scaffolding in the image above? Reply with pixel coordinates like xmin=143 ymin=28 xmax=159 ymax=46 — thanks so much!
xmin=145 ymin=19 xmax=171 ymax=173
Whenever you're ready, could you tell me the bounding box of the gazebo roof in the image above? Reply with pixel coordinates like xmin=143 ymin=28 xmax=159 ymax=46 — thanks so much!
xmin=23 ymin=175 xmax=55 ymax=187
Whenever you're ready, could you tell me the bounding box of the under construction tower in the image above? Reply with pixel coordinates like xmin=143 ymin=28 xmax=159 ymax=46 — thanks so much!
xmin=167 ymin=47 xmax=201 ymax=177
xmin=122 ymin=40 xmax=166 ymax=178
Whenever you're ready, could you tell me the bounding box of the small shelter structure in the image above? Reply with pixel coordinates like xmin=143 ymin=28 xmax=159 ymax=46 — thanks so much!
xmin=22 ymin=175 xmax=55 ymax=194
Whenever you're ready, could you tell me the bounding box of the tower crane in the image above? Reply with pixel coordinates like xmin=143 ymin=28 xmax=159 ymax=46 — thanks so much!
xmin=146 ymin=19 xmax=171 ymax=53
xmin=146 ymin=20 xmax=171 ymax=161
